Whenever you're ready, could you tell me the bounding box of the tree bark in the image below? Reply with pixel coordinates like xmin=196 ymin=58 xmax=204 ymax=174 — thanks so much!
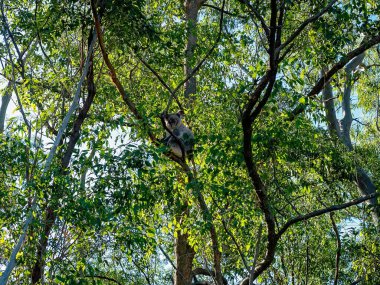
xmin=174 ymin=1 xmax=202 ymax=285
xmin=322 ymin=54 xmax=379 ymax=225
xmin=31 ymin=30 xmax=97 ymax=284
xmin=183 ymin=0 xmax=201 ymax=101
xmin=0 ymin=82 xmax=11 ymax=134
xmin=175 ymin=222 xmax=195 ymax=285
xmin=322 ymin=69 xmax=340 ymax=137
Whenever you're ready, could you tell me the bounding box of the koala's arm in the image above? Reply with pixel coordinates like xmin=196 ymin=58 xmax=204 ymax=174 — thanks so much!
xmin=161 ymin=132 xmax=171 ymax=143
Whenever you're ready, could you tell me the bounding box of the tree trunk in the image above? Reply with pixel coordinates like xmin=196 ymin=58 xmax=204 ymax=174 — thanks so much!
xmin=31 ymin=30 xmax=97 ymax=284
xmin=175 ymin=224 xmax=195 ymax=285
xmin=31 ymin=207 xmax=55 ymax=284
xmin=183 ymin=0 xmax=201 ymax=101
xmin=0 ymin=82 xmax=12 ymax=134
xmin=174 ymin=1 xmax=203 ymax=284
xmin=322 ymin=54 xmax=379 ymax=225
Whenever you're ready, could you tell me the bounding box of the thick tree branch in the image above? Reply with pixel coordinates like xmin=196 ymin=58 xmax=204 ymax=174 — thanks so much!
xmin=240 ymin=121 xmax=277 ymax=282
xmin=239 ymin=192 xmax=378 ymax=285
xmin=240 ymin=1 xmax=280 ymax=279
xmin=0 ymin=82 xmax=12 ymax=133
xmin=277 ymin=193 xmax=378 ymax=238
xmin=268 ymin=0 xmax=277 ymax=68
xmin=91 ymin=0 xmax=149 ymax=128
xmin=249 ymin=69 xmax=277 ymax=123
xmin=289 ymin=34 xmax=380 ymax=120
xmin=243 ymin=72 xmax=271 ymax=119
xmin=191 ymin=268 xmax=228 ymax=285
xmin=321 ymin=53 xmax=379 ymax=224
xmin=340 ymin=53 xmax=365 ymax=150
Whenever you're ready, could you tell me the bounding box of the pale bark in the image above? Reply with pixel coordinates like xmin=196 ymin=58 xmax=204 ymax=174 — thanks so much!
xmin=322 ymin=53 xmax=379 ymax=225
xmin=322 ymin=69 xmax=340 ymax=137
xmin=31 ymin=30 xmax=97 ymax=284
xmin=0 ymin=82 xmax=11 ymax=133
xmin=80 ymin=146 xmax=97 ymax=190
xmin=290 ymin=34 xmax=380 ymax=119
xmin=0 ymin=31 xmax=97 ymax=285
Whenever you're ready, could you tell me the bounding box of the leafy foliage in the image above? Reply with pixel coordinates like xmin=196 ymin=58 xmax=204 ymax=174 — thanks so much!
xmin=0 ymin=0 xmax=380 ymax=284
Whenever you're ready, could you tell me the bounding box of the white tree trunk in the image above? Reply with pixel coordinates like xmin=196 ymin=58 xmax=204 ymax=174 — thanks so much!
xmin=0 ymin=82 xmax=12 ymax=134
xmin=0 ymin=31 xmax=97 ymax=285
xmin=322 ymin=53 xmax=379 ymax=225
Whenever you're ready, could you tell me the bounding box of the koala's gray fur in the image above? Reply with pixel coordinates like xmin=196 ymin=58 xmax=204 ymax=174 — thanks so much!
xmin=163 ymin=111 xmax=194 ymax=159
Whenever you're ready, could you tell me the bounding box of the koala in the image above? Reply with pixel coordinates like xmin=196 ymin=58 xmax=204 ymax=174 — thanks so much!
xmin=163 ymin=111 xmax=194 ymax=159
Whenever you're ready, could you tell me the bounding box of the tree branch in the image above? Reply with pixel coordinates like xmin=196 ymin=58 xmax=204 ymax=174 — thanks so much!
xmin=237 ymin=0 xmax=270 ymax=39
xmin=278 ymin=0 xmax=338 ymax=52
xmin=168 ymin=0 xmax=226 ymax=112
xmin=0 ymin=29 xmax=97 ymax=285
xmin=330 ymin=213 xmax=341 ymax=285
xmin=191 ymin=268 xmax=228 ymax=285
xmin=0 ymin=82 xmax=12 ymax=133
xmin=136 ymin=55 xmax=183 ymax=110
xmin=277 ymin=193 xmax=378 ymax=238
xmin=91 ymin=0 xmax=147 ymax=125
xmin=221 ymin=219 xmax=250 ymax=272
xmin=84 ymin=275 xmax=122 ymax=285
xmin=202 ymin=3 xmax=247 ymax=19
xmin=239 ymin=192 xmax=378 ymax=285
xmin=289 ymin=34 xmax=380 ymax=120
xmin=322 ymin=67 xmax=341 ymax=137
xmin=249 ymin=223 xmax=263 ymax=285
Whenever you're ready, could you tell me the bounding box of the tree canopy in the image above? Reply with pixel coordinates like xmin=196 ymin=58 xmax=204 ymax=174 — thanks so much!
xmin=0 ymin=0 xmax=380 ymax=284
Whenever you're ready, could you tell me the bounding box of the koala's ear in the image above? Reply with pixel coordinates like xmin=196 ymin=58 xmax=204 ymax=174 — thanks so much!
xmin=177 ymin=110 xmax=185 ymax=118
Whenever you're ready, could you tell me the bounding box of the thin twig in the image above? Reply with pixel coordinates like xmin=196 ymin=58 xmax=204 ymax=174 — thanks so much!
xmin=84 ymin=275 xmax=122 ymax=285
xmin=202 ymin=3 xmax=247 ymax=19
xmin=158 ymin=244 xmax=184 ymax=279
xmin=137 ymin=55 xmax=183 ymax=110
xmin=278 ymin=0 xmax=338 ymax=52
xmin=221 ymin=219 xmax=250 ymax=272
xmin=237 ymin=0 xmax=270 ymax=38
